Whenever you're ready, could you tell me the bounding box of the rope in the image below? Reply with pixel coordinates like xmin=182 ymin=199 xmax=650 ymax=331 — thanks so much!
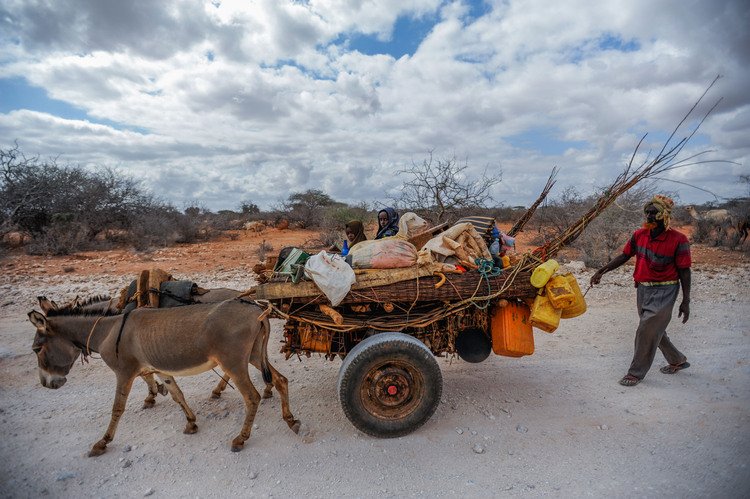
xmin=85 ymin=316 xmax=104 ymax=359
xmin=473 ymin=258 xmax=501 ymax=310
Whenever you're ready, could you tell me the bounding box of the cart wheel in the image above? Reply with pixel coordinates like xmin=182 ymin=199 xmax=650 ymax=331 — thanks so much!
xmin=337 ymin=332 xmax=442 ymax=438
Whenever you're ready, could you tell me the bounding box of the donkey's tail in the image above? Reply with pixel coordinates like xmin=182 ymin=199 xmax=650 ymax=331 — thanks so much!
xmin=238 ymin=298 xmax=275 ymax=384
xmin=259 ymin=314 xmax=273 ymax=385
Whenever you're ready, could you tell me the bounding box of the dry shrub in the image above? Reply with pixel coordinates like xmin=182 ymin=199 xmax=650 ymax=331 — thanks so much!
xmin=1 ymin=145 xmax=203 ymax=254
xmin=27 ymin=222 xmax=90 ymax=256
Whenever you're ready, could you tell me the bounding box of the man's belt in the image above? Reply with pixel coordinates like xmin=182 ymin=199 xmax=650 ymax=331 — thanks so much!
xmin=638 ymin=280 xmax=679 ymax=286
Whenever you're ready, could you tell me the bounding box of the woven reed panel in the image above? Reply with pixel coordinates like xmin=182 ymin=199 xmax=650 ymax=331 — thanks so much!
xmin=257 ymin=269 xmax=536 ymax=305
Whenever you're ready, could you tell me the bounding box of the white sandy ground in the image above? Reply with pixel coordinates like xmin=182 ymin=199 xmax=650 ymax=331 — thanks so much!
xmin=0 ymin=264 xmax=748 ymax=498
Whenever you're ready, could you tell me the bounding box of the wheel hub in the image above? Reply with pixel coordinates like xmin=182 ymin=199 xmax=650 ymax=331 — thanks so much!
xmin=370 ymin=366 xmax=413 ymax=407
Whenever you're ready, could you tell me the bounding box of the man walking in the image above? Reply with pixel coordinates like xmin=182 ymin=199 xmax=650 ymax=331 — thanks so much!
xmin=590 ymin=195 xmax=691 ymax=386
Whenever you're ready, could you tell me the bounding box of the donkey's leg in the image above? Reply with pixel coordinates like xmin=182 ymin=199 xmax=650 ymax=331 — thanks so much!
xmin=89 ymin=374 xmax=135 ymax=457
xmin=219 ymin=363 xmax=261 ymax=452
xmin=215 ymin=369 xmax=271 ymax=400
xmin=141 ymin=373 xmax=166 ymax=409
xmin=249 ymin=356 xmax=298 ymax=432
xmin=210 ymin=372 xmax=231 ymax=399
xmin=265 ymin=363 xmax=300 ymax=433
xmin=262 ymin=382 xmax=273 ymax=399
xmin=157 ymin=374 xmax=198 ymax=434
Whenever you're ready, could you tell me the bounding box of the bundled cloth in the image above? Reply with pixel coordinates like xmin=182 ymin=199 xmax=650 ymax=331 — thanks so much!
xmin=304 ymin=251 xmax=356 ymax=306
xmin=348 ymin=238 xmax=418 ymax=269
xmin=417 ymin=222 xmax=491 ymax=270
xmin=455 ymin=215 xmax=496 ymax=244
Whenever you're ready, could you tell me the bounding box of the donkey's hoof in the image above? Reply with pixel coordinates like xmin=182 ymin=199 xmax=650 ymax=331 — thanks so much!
xmin=142 ymin=399 xmax=156 ymax=409
xmin=88 ymin=443 xmax=107 ymax=457
xmin=184 ymin=422 xmax=198 ymax=434
xmin=210 ymin=392 xmax=222 ymax=400
xmin=262 ymin=390 xmax=273 ymax=399
xmin=231 ymin=437 xmax=245 ymax=452
xmin=290 ymin=420 xmax=301 ymax=434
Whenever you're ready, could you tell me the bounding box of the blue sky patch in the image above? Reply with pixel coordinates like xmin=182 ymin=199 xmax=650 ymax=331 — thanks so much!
xmin=0 ymin=77 xmax=148 ymax=134
xmin=464 ymin=0 xmax=491 ymax=22
xmin=568 ymin=32 xmax=640 ymax=64
xmin=506 ymin=127 xmax=587 ymax=155
xmin=598 ymin=33 xmax=639 ymax=52
xmin=345 ymin=12 xmax=438 ymax=58
xmin=627 ymin=126 xmax=711 ymax=153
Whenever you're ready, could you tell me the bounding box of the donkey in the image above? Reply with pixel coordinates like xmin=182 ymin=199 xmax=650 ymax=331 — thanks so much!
xmin=29 ymin=300 xmax=300 ymax=456
xmin=37 ymin=289 xmax=250 ymax=404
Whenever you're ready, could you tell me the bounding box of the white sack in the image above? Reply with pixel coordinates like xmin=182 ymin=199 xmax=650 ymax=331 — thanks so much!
xmin=304 ymin=251 xmax=356 ymax=306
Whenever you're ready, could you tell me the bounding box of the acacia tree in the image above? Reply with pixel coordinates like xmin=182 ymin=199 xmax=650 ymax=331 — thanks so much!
xmin=283 ymin=189 xmax=339 ymax=227
xmin=394 ymin=152 xmax=502 ymax=223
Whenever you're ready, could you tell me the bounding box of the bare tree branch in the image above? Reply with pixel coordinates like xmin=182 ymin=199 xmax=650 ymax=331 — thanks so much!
xmin=394 ymin=152 xmax=502 ymax=222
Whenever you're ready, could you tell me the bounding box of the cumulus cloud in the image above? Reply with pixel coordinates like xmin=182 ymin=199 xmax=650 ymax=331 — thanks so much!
xmin=0 ymin=0 xmax=748 ymax=211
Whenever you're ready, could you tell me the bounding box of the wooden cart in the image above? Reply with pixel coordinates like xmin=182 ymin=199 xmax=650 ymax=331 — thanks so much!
xmin=253 ymin=264 xmax=540 ymax=438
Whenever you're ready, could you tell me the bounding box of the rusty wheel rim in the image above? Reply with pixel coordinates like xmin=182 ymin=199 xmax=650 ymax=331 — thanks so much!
xmin=360 ymin=360 xmax=425 ymax=420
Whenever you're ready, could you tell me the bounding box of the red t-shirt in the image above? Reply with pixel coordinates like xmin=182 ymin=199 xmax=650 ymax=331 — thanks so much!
xmin=622 ymin=228 xmax=691 ymax=283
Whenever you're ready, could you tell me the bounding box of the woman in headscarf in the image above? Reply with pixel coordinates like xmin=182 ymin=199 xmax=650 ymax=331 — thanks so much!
xmin=345 ymin=220 xmax=367 ymax=248
xmin=375 ymin=207 xmax=399 ymax=239
xmin=329 ymin=220 xmax=368 ymax=253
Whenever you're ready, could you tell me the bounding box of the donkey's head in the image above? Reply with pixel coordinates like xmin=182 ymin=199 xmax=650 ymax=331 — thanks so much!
xmin=28 ymin=311 xmax=80 ymax=389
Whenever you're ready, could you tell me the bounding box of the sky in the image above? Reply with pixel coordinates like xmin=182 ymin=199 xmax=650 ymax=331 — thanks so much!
xmin=1 ymin=0 xmax=748 ymax=212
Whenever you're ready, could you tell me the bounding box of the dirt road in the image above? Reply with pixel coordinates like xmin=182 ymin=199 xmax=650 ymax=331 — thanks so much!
xmin=1 ymin=234 xmax=749 ymax=498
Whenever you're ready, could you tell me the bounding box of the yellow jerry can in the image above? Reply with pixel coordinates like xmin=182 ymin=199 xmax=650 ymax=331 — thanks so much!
xmin=530 ymin=259 xmax=559 ymax=288
xmin=529 ymin=293 xmax=561 ymax=333
xmin=560 ymin=273 xmax=587 ymax=319
xmin=545 ymin=274 xmax=576 ymax=309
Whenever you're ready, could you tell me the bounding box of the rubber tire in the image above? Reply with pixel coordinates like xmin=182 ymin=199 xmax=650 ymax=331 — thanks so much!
xmin=337 ymin=332 xmax=443 ymax=438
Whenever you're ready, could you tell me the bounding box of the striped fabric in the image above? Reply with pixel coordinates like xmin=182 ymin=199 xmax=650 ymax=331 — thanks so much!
xmin=455 ymin=216 xmax=496 ymax=241
xmin=623 ymin=228 xmax=691 ymax=283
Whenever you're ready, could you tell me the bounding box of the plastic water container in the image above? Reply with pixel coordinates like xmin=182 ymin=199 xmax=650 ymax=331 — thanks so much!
xmin=489 ymin=238 xmax=500 ymax=257
xmin=560 ymin=273 xmax=587 ymax=319
xmin=529 ymin=293 xmax=561 ymax=333
xmin=530 ymin=259 xmax=559 ymax=288
xmin=490 ymin=301 xmax=534 ymax=357
xmin=489 ymin=227 xmax=500 ymax=255
xmin=545 ymin=274 xmax=576 ymax=309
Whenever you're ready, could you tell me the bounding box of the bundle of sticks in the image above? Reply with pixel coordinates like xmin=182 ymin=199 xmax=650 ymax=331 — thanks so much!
xmin=529 ymin=76 xmax=726 ymax=264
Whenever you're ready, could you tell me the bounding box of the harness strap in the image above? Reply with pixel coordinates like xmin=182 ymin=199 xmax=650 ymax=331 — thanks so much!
xmin=115 ymin=311 xmax=131 ymax=357
xmin=148 ymin=287 xmax=195 ymax=305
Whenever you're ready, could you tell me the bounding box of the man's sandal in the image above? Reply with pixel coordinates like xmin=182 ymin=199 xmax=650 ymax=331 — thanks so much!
xmin=660 ymin=362 xmax=690 ymax=374
xmin=618 ymin=374 xmax=640 ymax=386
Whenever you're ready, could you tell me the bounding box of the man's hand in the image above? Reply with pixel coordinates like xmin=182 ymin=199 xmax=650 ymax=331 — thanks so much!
xmin=590 ymin=254 xmax=629 ymax=287
xmin=678 ymin=300 xmax=690 ymax=323
xmin=590 ymin=271 xmax=604 ymax=286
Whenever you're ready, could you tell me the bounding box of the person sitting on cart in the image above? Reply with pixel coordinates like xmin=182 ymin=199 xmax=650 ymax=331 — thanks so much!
xmin=329 ymin=220 xmax=368 ymax=253
xmin=345 ymin=220 xmax=367 ymax=248
xmin=375 ymin=207 xmax=400 ymax=239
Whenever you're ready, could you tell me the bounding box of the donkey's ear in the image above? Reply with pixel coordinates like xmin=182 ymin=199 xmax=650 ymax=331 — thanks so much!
xmin=38 ymin=296 xmax=56 ymax=313
xmin=28 ymin=310 xmax=48 ymax=328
